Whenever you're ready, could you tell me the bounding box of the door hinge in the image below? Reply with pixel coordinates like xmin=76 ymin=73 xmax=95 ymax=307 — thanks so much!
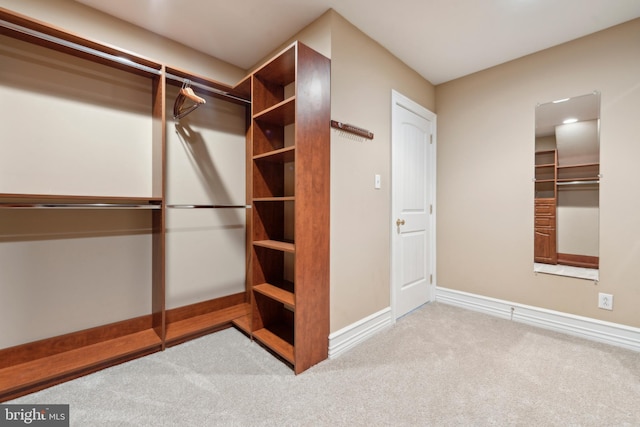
xmin=430 ymin=134 xmax=433 ymax=144
xmin=430 ymin=204 xmax=433 ymax=214
xmin=430 ymin=274 xmax=433 ymax=284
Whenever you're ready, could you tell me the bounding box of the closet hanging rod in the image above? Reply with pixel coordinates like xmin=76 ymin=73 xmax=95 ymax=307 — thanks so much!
xmin=556 ymin=180 xmax=599 ymax=186
xmin=0 ymin=203 xmax=161 ymax=209
xmin=165 ymin=73 xmax=251 ymax=105
xmin=0 ymin=19 xmax=162 ymax=76
xmin=167 ymin=204 xmax=251 ymax=209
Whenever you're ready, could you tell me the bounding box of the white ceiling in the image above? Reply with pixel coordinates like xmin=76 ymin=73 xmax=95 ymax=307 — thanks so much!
xmin=75 ymin=0 xmax=640 ymax=85
xmin=536 ymin=92 xmax=600 ymax=137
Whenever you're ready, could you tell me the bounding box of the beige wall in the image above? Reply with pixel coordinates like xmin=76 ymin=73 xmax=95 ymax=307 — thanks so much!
xmin=436 ymin=18 xmax=640 ymax=327
xmin=268 ymin=11 xmax=435 ymax=331
xmin=557 ymin=189 xmax=599 ymax=257
xmin=0 ymin=33 xmax=153 ymax=197
xmin=327 ymin=12 xmax=435 ymax=331
xmin=0 ymin=29 xmax=155 ymax=347
xmin=164 ymin=87 xmax=247 ymax=310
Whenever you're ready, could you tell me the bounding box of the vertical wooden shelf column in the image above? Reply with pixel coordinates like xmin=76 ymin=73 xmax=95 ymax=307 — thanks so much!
xmin=534 ymin=150 xmax=557 ymax=264
xmin=152 ymin=66 xmax=167 ymax=348
xmin=249 ymin=41 xmax=330 ymax=374
xmin=534 ymin=149 xmax=557 ymax=199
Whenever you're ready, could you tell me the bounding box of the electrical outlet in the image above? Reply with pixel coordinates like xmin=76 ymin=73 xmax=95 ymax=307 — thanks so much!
xmin=598 ymin=293 xmax=613 ymax=311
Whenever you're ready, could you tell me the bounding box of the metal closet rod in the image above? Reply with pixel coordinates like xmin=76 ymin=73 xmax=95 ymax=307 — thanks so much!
xmin=0 ymin=203 xmax=161 ymax=209
xmin=165 ymin=73 xmax=251 ymax=105
xmin=557 ymin=180 xmax=600 ymax=186
xmin=167 ymin=204 xmax=251 ymax=209
xmin=0 ymin=20 xmax=251 ymax=105
xmin=0 ymin=19 xmax=161 ymax=75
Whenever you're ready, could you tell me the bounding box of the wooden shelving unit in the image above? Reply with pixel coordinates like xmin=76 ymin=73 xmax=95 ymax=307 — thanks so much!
xmin=0 ymin=8 xmax=331 ymax=402
xmin=0 ymin=7 xmax=253 ymax=402
xmin=534 ymin=148 xmax=600 ymax=267
xmin=557 ymin=162 xmax=600 ymax=183
xmin=249 ymin=41 xmax=330 ymax=374
xmin=534 ymin=149 xmax=557 ymax=264
xmin=534 ymin=149 xmax=557 ymax=199
xmin=534 ymin=198 xmax=557 ymax=264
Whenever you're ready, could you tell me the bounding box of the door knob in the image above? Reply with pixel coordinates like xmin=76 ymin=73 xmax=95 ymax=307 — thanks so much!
xmin=396 ymin=219 xmax=405 ymax=227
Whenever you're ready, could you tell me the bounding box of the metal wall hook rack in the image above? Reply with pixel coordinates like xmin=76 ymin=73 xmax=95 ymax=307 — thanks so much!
xmin=331 ymin=120 xmax=374 ymax=140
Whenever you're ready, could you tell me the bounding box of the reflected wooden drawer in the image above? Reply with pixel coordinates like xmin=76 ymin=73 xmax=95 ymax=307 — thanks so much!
xmin=535 ymin=200 xmax=555 ymax=216
xmin=535 ymin=217 xmax=555 ymax=227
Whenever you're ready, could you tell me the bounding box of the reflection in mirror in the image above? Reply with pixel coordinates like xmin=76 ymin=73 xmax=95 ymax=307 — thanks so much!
xmin=534 ymin=92 xmax=600 ymax=281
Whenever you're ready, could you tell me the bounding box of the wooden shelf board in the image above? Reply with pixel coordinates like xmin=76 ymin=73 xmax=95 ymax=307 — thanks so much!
xmin=253 ymin=240 xmax=295 ymax=253
xmin=253 ymin=328 xmax=294 ymax=364
xmin=253 ymin=196 xmax=295 ymax=202
xmin=232 ymin=75 xmax=252 ymax=100
xmin=231 ymin=313 xmax=251 ymax=335
xmin=253 ymin=97 xmax=295 ymax=126
xmin=0 ymin=329 xmax=161 ymax=398
xmin=165 ymin=303 xmax=250 ymax=344
xmin=253 ymin=146 xmax=295 ymax=163
xmin=252 ymin=42 xmax=296 ymax=86
xmin=254 ymin=283 xmax=295 ymax=308
xmin=557 ymin=162 xmax=599 ymax=169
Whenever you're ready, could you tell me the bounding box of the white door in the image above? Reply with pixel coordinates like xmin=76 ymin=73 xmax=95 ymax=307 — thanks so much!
xmin=391 ymin=91 xmax=436 ymax=319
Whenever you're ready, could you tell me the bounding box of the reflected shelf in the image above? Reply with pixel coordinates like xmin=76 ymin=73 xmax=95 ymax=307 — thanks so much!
xmin=556 ymin=180 xmax=599 ymax=186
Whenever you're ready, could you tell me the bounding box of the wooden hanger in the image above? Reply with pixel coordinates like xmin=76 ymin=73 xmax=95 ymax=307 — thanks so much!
xmin=181 ymin=86 xmax=206 ymax=104
xmin=173 ymin=80 xmax=206 ymax=120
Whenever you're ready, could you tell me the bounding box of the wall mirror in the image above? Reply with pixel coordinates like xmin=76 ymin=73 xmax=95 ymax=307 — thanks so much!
xmin=534 ymin=91 xmax=600 ymax=281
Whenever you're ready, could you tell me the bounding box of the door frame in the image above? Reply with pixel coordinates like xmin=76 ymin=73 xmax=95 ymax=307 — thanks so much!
xmin=390 ymin=90 xmax=437 ymax=320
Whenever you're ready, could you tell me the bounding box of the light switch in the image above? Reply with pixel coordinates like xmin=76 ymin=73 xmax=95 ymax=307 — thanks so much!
xmin=374 ymin=174 xmax=381 ymax=189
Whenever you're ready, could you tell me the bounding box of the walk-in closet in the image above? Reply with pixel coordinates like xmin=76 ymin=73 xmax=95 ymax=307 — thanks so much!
xmin=0 ymin=7 xmax=330 ymax=401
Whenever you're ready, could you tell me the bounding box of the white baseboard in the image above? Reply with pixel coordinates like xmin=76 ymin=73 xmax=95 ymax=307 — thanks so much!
xmin=328 ymin=307 xmax=393 ymax=359
xmin=436 ymin=287 xmax=640 ymax=352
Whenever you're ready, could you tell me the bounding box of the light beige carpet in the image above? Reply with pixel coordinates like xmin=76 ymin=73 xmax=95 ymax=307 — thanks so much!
xmin=8 ymin=302 xmax=640 ymax=426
